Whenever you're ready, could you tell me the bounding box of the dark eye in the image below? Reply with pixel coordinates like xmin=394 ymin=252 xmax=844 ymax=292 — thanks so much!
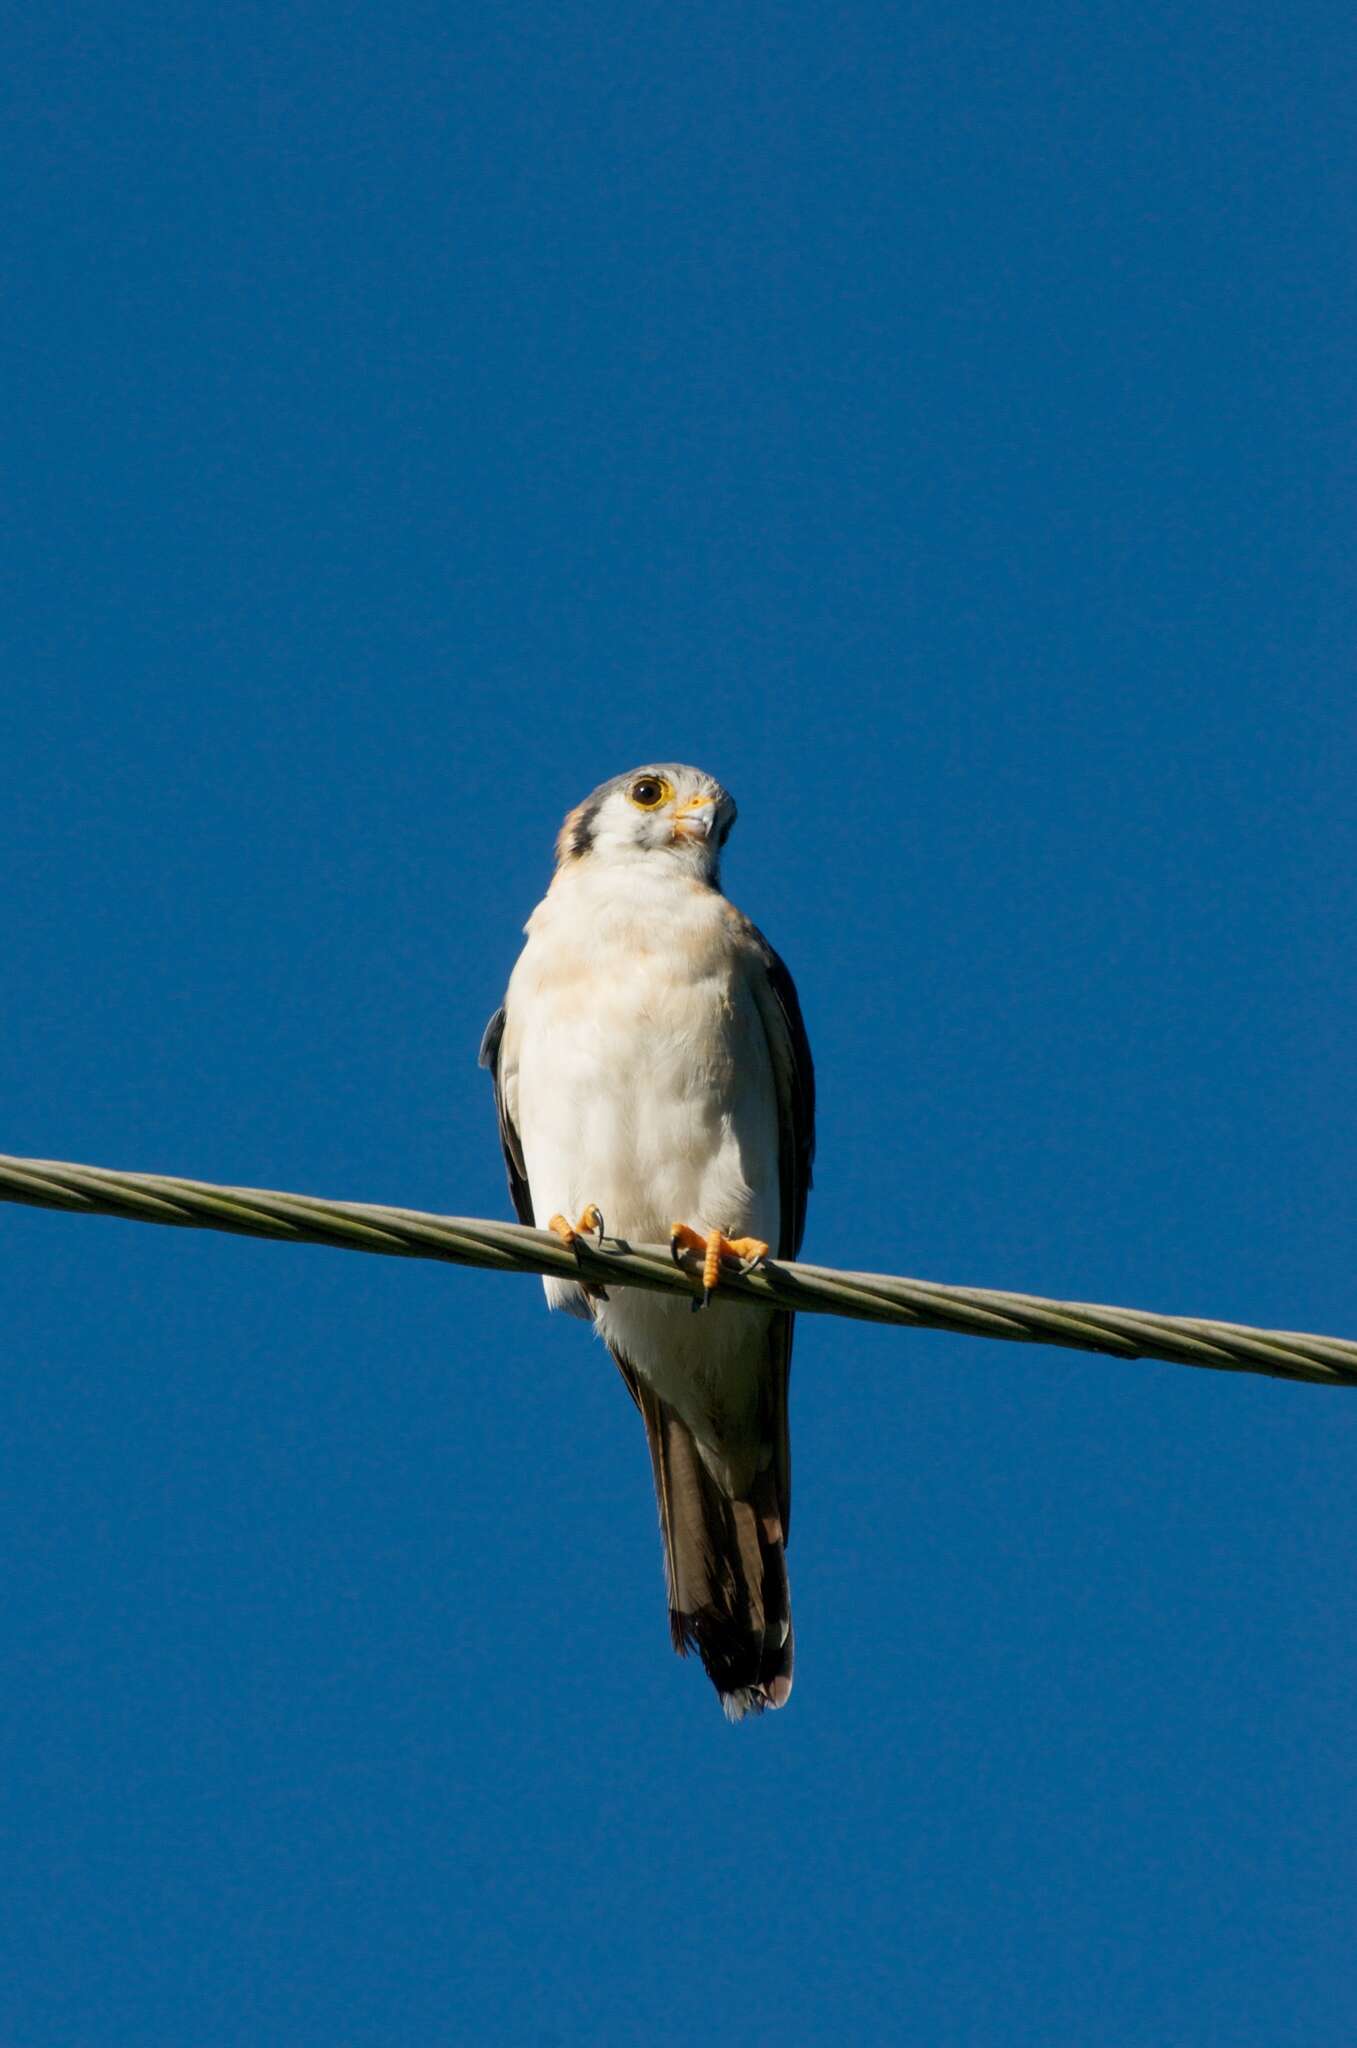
xmin=629 ymin=776 xmax=668 ymax=809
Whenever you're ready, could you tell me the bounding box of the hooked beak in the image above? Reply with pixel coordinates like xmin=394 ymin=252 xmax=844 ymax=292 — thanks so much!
xmin=673 ymin=795 xmax=717 ymax=842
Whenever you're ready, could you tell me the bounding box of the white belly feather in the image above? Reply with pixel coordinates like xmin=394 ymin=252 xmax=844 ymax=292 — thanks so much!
xmin=501 ymin=861 xmax=781 ymax=1483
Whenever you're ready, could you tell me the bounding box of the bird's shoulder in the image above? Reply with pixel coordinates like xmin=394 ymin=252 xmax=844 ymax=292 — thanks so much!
xmin=717 ymin=899 xmax=804 ymax=1005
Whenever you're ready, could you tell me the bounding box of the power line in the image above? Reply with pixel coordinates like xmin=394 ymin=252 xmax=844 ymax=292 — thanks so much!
xmin=1 ymin=1150 xmax=1352 ymax=1389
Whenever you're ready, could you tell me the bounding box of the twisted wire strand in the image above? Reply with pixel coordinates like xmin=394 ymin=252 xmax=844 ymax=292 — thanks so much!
xmin=1 ymin=1151 xmax=1353 ymax=1389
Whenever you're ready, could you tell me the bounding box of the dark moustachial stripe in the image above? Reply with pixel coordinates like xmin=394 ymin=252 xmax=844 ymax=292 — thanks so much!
xmin=554 ymin=789 xmax=607 ymax=864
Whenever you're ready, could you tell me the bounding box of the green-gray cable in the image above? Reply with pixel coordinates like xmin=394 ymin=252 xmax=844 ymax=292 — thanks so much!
xmin=1 ymin=1151 xmax=1353 ymax=1389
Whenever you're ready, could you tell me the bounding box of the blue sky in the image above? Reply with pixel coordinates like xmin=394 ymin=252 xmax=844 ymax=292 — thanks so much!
xmin=4 ymin=2 xmax=1354 ymax=2041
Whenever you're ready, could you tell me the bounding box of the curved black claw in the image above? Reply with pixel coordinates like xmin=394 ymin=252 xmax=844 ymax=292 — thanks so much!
xmin=669 ymin=1226 xmax=708 ymax=1313
xmin=579 ymin=1209 xmax=607 ymax=1298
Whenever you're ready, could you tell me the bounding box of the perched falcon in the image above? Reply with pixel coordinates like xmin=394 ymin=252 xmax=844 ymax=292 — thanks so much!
xmin=480 ymin=764 xmax=815 ymax=1719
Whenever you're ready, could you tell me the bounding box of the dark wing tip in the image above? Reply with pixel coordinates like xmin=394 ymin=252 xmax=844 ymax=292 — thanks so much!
xmin=478 ymin=1006 xmax=506 ymax=1069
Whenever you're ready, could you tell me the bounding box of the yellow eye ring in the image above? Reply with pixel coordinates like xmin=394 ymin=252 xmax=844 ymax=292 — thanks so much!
xmin=628 ymin=774 xmax=673 ymax=810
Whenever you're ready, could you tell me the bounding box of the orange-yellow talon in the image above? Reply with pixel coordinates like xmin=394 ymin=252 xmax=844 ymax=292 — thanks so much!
xmin=702 ymin=1234 xmax=724 ymax=1299
xmin=669 ymin=1223 xmax=770 ymax=1308
xmin=549 ymin=1205 xmax=609 ymax=1305
xmin=549 ymin=1204 xmax=606 ymax=1252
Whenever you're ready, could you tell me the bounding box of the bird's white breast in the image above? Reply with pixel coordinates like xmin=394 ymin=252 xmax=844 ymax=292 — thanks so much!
xmin=501 ymin=859 xmax=781 ymax=1473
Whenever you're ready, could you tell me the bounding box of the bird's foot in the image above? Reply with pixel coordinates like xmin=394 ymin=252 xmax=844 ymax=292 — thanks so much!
xmin=547 ymin=1205 xmax=608 ymax=1301
xmin=669 ymin=1223 xmax=769 ymax=1311
xmin=547 ymin=1203 xmax=606 ymax=1252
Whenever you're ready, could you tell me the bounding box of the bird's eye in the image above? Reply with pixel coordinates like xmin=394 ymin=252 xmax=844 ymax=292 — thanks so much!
xmin=628 ymin=775 xmax=671 ymax=810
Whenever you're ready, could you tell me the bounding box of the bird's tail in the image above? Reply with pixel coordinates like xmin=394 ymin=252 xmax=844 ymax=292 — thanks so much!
xmin=634 ymin=1381 xmax=793 ymax=1721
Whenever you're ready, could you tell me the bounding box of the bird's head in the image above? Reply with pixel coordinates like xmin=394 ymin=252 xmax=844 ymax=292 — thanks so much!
xmin=554 ymin=764 xmax=736 ymax=882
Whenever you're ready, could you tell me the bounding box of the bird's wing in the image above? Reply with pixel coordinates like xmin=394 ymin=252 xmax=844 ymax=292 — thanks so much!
xmin=745 ymin=934 xmax=816 ymax=1263
xmin=478 ymin=1006 xmax=534 ymax=1228
xmin=736 ymin=925 xmax=817 ymax=1539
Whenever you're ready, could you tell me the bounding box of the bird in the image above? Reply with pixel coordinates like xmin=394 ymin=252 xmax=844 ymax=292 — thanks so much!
xmin=480 ymin=764 xmax=815 ymax=1719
